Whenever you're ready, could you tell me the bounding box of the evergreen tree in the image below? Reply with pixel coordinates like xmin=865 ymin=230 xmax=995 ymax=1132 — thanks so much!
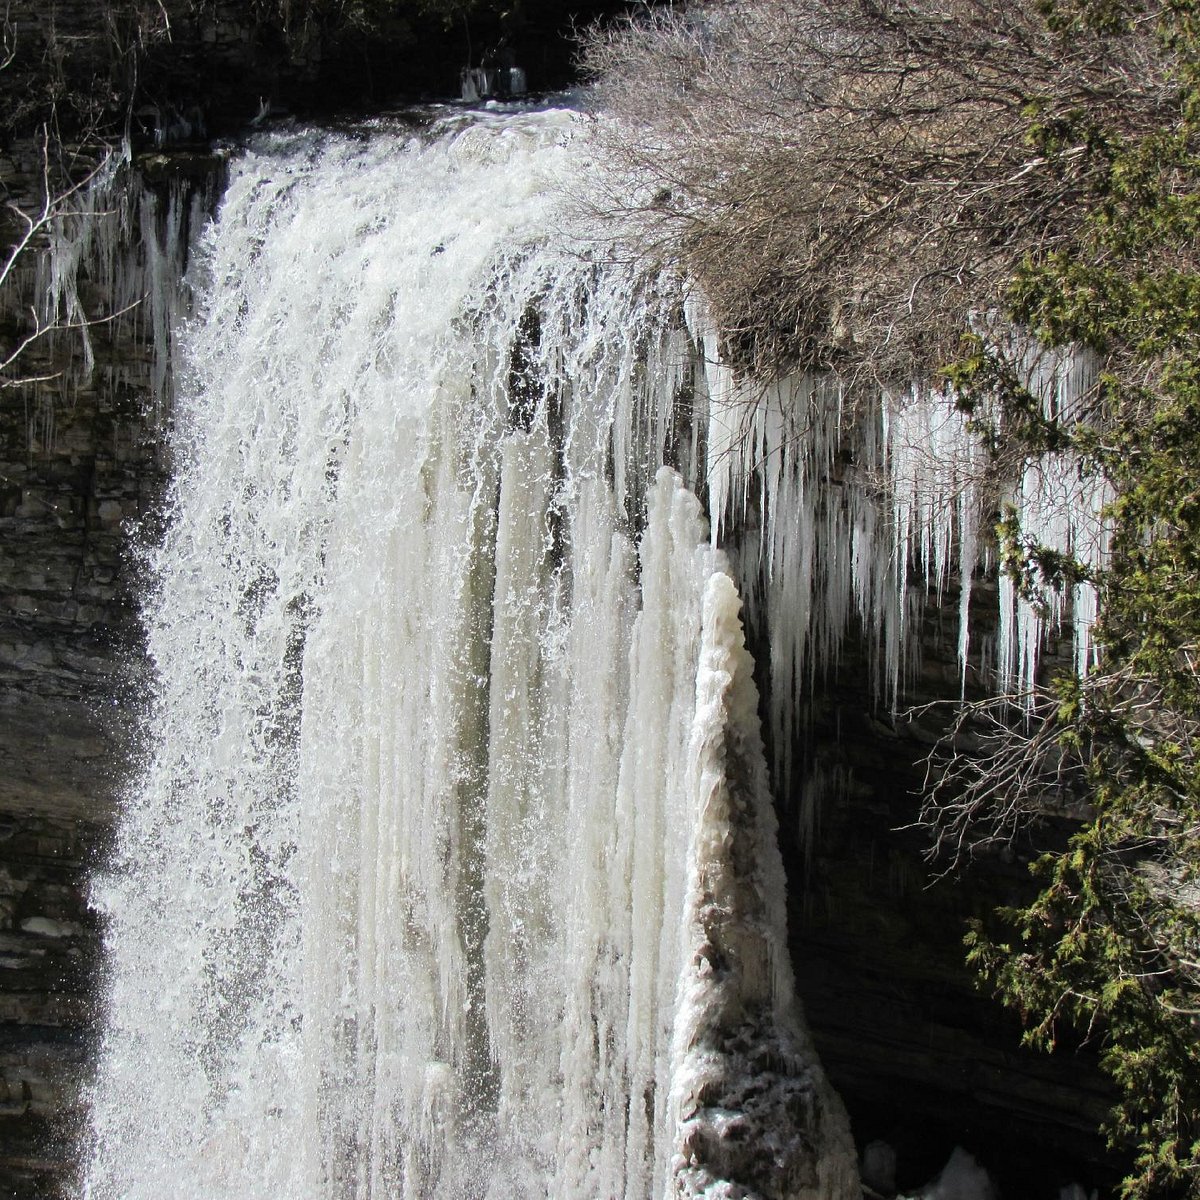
xmin=958 ymin=2 xmax=1200 ymax=1193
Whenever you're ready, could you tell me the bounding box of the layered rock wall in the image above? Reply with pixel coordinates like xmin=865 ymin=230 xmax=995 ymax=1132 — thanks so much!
xmin=0 ymin=129 xmax=213 ymax=1193
xmin=776 ymin=589 xmax=1118 ymax=1195
xmin=0 ymin=306 xmax=157 ymax=1197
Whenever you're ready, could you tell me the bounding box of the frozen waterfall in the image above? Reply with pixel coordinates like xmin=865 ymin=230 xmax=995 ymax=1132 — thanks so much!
xmin=83 ymin=108 xmax=858 ymax=1199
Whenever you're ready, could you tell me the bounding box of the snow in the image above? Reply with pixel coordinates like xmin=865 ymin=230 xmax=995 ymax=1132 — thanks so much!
xmin=904 ymin=1147 xmax=998 ymax=1200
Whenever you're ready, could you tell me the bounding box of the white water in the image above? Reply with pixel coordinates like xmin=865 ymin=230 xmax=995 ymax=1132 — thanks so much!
xmin=78 ymin=99 xmax=1116 ymax=1197
xmin=84 ymin=109 xmax=856 ymax=1199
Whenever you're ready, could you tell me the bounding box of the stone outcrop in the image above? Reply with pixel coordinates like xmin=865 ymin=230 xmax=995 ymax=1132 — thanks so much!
xmin=0 ymin=328 xmax=158 ymax=1196
xmin=1 ymin=0 xmax=644 ymax=151
xmin=776 ymin=592 xmax=1120 ymax=1196
xmin=0 ymin=130 xmax=208 ymax=1194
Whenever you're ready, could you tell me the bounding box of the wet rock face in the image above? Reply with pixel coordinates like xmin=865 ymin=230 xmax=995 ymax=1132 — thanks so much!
xmin=0 ymin=501 xmax=141 ymax=1195
xmin=0 ymin=136 xmax=181 ymax=1193
xmin=0 ymin=814 xmax=107 ymax=1197
xmin=0 ymin=383 xmax=156 ymax=1197
xmin=2 ymin=0 xmax=650 ymax=148
xmin=676 ymin=1016 xmax=838 ymax=1200
xmin=774 ymin=601 xmax=1121 ymax=1197
xmin=1 ymin=0 xmax=319 ymax=144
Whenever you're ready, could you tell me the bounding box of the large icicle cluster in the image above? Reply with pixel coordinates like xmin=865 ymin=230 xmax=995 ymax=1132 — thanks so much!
xmin=689 ymin=300 xmax=1111 ymax=765
xmin=6 ymin=140 xmax=212 ymax=432
xmin=992 ymin=341 xmax=1111 ymax=698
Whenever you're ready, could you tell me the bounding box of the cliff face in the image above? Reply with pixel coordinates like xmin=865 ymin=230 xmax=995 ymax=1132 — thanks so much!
xmin=776 ymin=610 xmax=1118 ymax=1195
xmin=0 ymin=88 xmax=219 ymax=1185
xmin=0 ymin=245 xmax=161 ymax=1197
xmin=0 ymin=0 xmax=644 ymax=150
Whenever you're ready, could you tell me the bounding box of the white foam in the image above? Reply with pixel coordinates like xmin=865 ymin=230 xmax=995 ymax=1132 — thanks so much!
xmin=84 ymin=111 xmax=855 ymax=1200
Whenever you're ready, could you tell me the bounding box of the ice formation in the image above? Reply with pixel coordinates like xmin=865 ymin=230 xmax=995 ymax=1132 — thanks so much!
xmin=0 ymin=138 xmax=214 ymax=472
xmin=692 ymin=304 xmax=1110 ymax=754
xmin=83 ymin=109 xmax=857 ymax=1199
xmin=902 ymin=1146 xmax=998 ymax=1200
xmin=73 ymin=95 xmax=1114 ymax=1198
xmin=35 ymin=121 xmax=1111 ymax=752
xmin=669 ymin=570 xmax=857 ymax=1198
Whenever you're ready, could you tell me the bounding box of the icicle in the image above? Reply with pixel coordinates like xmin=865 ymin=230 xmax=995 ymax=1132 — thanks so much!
xmin=21 ymin=138 xmax=210 ymax=433
xmin=991 ymin=341 xmax=1110 ymax=700
xmin=35 ymin=144 xmax=132 ymax=385
xmin=687 ymin=306 xmax=1110 ymax=756
xmin=668 ymin=571 xmax=858 ymax=1199
xmin=139 ymin=180 xmax=194 ymax=415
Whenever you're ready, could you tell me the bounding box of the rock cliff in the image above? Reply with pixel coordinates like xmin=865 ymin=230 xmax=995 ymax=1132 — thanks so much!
xmin=777 ymin=607 xmax=1118 ymax=1194
xmin=0 ymin=237 xmax=161 ymax=1197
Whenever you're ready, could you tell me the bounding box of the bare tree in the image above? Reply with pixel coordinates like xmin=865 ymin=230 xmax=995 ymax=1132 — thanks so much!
xmin=0 ymin=132 xmax=134 ymax=391
xmin=918 ymin=652 xmax=1200 ymax=842
xmin=0 ymin=0 xmax=175 ymax=392
xmin=581 ymin=0 xmax=1178 ymax=385
xmin=912 ymin=690 xmax=1090 ymax=872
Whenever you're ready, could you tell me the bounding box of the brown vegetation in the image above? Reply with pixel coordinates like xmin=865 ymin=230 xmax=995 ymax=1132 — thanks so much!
xmin=581 ymin=0 xmax=1179 ymax=384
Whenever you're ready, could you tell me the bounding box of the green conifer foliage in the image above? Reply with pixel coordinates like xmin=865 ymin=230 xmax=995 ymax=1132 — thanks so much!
xmin=959 ymin=3 xmax=1200 ymax=1193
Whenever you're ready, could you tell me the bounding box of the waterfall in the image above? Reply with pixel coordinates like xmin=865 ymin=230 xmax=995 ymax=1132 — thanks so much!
xmin=84 ymin=107 xmax=857 ymax=1199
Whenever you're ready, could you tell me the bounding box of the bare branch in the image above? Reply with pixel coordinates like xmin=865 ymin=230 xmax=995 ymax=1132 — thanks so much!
xmin=580 ymin=0 xmax=1181 ymax=383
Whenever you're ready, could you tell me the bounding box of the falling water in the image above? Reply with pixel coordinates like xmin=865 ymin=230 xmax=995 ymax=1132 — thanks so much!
xmin=79 ymin=89 xmax=1114 ymax=1196
xmin=83 ymin=108 xmax=858 ymax=1199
